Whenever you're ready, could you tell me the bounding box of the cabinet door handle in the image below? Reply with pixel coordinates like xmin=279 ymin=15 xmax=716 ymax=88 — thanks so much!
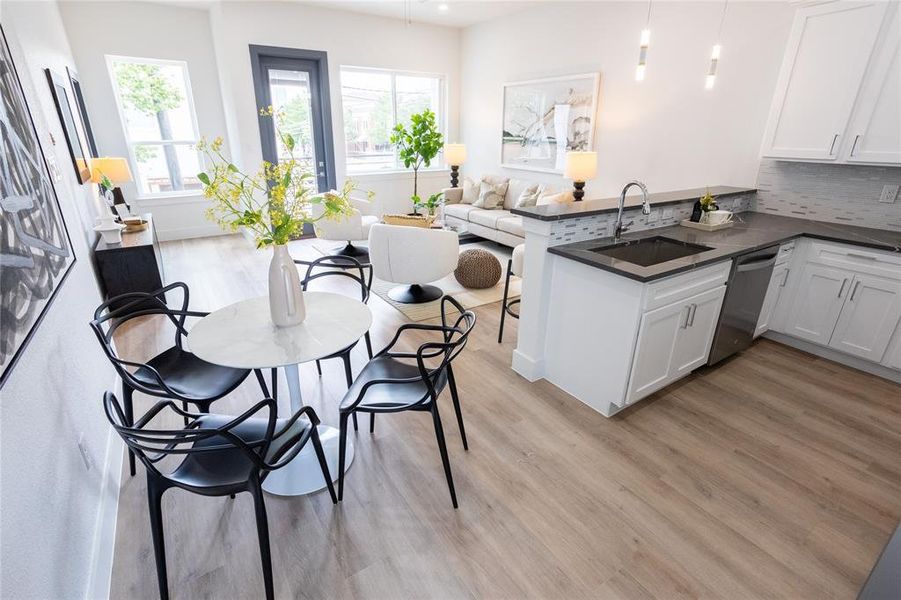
xmin=780 ymin=268 xmax=790 ymax=287
xmin=828 ymin=134 xmax=839 ymax=155
xmin=837 ymin=278 xmax=848 ymax=298
xmin=849 ymin=280 xmax=861 ymax=302
xmin=680 ymin=305 xmax=690 ymax=329
xmin=849 ymin=134 xmax=860 ymax=157
xmin=687 ymin=303 xmax=697 ymax=327
xmin=847 ymin=253 xmax=877 ymax=261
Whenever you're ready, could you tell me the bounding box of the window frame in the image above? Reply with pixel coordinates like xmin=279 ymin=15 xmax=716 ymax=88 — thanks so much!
xmin=340 ymin=65 xmax=448 ymax=176
xmin=106 ymin=54 xmax=203 ymax=199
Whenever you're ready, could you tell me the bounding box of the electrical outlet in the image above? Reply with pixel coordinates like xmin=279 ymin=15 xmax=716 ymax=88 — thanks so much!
xmin=77 ymin=433 xmax=93 ymax=472
xmin=662 ymin=207 xmax=675 ymax=220
xmin=879 ymin=185 xmax=899 ymax=204
xmin=647 ymin=210 xmax=660 ymax=223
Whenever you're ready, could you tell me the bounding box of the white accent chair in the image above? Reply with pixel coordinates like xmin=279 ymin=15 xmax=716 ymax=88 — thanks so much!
xmin=312 ymin=194 xmax=379 ymax=260
xmin=368 ymin=223 xmax=460 ymax=304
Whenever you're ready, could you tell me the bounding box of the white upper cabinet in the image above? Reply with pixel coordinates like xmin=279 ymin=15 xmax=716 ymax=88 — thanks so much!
xmin=761 ymin=1 xmax=898 ymax=164
xmin=845 ymin=6 xmax=901 ymax=164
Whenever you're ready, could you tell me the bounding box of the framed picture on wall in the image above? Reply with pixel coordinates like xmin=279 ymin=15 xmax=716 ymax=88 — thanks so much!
xmin=67 ymin=67 xmax=98 ymax=158
xmin=1 ymin=26 xmax=77 ymax=388
xmin=45 ymin=68 xmax=91 ymax=183
xmin=501 ymin=72 xmax=600 ymax=174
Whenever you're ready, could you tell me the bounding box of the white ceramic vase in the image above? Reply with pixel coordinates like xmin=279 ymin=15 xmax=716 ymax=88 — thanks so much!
xmin=268 ymin=244 xmax=305 ymax=327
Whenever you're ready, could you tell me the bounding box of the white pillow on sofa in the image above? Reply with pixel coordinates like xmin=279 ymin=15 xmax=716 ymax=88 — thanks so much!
xmin=536 ymin=190 xmax=574 ymax=206
xmin=461 ymin=177 xmax=480 ymax=204
xmin=514 ymin=183 xmax=544 ymax=208
xmin=473 ymin=180 xmax=509 ymax=209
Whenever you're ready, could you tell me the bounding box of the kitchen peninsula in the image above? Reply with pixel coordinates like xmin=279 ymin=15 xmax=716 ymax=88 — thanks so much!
xmin=511 ymin=188 xmax=901 ymax=416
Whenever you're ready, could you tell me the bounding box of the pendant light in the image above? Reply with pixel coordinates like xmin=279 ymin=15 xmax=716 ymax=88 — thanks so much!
xmin=706 ymin=0 xmax=729 ymax=89
xmin=636 ymin=0 xmax=652 ymax=82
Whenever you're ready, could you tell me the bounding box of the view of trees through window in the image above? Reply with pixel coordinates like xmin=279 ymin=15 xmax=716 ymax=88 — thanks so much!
xmin=108 ymin=57 xmax=202 ymax=196
xmin=341 ymin=68 xmax=443 ymax=173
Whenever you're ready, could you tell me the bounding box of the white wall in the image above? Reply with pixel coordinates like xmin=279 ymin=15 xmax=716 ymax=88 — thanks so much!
xmin=460 ymin=1 xmax=795 ymax=199
xmin=59 ymin=0 xmax=231 ymax=240
xmin=1 ymin=2 xmax=121 ymax=598
xmin=210 ymin=1 xmax=461 ymax=216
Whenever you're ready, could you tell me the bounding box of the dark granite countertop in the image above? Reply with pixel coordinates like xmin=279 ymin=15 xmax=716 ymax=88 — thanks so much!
xmin=512 ymin=186 xmax=755 ymax=221
xmin=548 ymin=212 xmax=901 ymax=282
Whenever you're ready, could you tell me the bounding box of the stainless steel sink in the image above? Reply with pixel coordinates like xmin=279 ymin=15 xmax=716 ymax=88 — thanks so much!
xmin=586 ymin=236 xmax=713 ymax=267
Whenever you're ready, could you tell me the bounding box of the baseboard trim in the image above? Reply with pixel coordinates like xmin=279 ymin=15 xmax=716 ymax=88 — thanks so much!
xmin=85 ymin=378 xmax=124 ymax=600
xmin=763 ymin=331 xmax=901 ymax=384
xmin=512 ymin=349 xmax=544 ymax=381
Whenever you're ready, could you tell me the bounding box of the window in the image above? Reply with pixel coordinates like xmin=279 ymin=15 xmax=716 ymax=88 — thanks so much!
xmin=340 ymin=67 xmax=445 ymax=174
xmin=107 ymin=56 xmax=203 ymax=197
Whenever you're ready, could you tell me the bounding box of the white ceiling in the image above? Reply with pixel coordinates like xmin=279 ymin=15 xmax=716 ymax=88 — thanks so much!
xmin=299 ymin=0 xmax=534 ymax=28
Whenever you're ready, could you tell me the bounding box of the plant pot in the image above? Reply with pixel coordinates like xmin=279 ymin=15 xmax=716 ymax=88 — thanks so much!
xmin=268 ymin=244 xmax=305 ymax=327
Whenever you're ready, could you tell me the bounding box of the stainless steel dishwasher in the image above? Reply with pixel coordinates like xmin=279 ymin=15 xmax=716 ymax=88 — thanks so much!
xmin=707 ymin=245 xmax=780 ymax=366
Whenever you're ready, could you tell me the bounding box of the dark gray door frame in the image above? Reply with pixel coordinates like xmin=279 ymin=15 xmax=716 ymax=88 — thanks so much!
xmin=248 ymin=44 xmax=337 ymax=193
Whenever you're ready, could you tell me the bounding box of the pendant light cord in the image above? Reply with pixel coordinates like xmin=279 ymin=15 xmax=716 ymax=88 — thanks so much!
xmin=716 ymin=0 xmax=729 ymax=37
xmin=645 ymin=0 xmax=653 ymax=25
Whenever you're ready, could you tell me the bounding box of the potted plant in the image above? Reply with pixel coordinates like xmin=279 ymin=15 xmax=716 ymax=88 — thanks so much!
xmin=390 ymin=109 xmax=444 ymax=214
xmin=414 ymin=192 xmax=444 ymax=217
xmin=197 ymin=108 xmax=356 ymax=327
xmin=699 ymin=188 xmax=719 ymax=223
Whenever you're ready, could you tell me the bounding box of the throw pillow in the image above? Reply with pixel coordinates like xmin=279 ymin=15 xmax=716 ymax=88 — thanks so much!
xmin=473 ymin=180 xmax=508 ymax=209
xmin=514 ymin=184 xmax=543 ymax=208
xmin=536 ymin=190 xmax=575 ymax=206
xmin=461 ymin=177 xmax=479 ymax=204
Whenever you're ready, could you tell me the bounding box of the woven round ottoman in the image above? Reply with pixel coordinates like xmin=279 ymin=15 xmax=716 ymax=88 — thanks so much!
xmin=454 ymin=249 xmax=502 ymax=289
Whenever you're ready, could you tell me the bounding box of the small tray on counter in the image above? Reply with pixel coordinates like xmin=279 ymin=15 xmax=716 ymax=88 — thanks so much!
xmin=680 ymin=219 xmax=734 ymax=232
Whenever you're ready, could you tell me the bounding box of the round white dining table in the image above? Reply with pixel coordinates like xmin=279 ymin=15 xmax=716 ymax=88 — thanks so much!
xmin=189 ymin=292 xmax=372 ymax=497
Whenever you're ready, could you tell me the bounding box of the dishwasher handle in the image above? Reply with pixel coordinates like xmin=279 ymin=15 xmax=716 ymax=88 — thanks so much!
xmin=735 ymin=253 xmax=778 ymax=273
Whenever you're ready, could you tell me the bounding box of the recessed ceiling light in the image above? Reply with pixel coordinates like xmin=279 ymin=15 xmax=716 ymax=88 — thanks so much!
xmin=438 ymin=3 xmax=449 ymax=11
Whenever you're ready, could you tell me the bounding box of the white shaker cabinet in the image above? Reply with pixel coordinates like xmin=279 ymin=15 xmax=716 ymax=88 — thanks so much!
xmin=783 ymin=263 xmax=850 ymax=344
xmin=761 ymin=1 xmax=901 ymax=164
xmin=828 ymin=273 xmax=901 ymax=361
xmin=626 ymin=286 xmax=726 ymax=405
xmin=755 ymin=262 xmax=790 ymax=338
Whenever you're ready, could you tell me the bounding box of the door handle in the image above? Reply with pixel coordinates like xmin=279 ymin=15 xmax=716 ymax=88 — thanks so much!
xmin=837 ymin=278 xmax=848 ymax=298
xmin=687 ymin=303 xmax=697 ymax=327
xmin=680 ymin=305 xmax=691 ymax=329
xmin=849 ymin=134 xmax=860 ymax=157
xmin=780 ymin=268 xmax=790 ymax=287
xmin=828 ymin=133 xmax=839 ymax=155
xmin=849 ymin=280 xmax=861 ymax=302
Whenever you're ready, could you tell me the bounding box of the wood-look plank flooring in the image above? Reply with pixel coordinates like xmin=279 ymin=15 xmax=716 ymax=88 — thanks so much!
xmin=108 ymin=234 xmax=901 ymax=600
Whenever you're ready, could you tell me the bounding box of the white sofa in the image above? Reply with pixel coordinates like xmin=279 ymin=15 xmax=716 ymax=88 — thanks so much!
xmin=442 ymin=176 xmax=565 ymax=248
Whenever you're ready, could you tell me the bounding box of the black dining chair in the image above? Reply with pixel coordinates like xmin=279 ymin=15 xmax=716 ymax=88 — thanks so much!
xmin=102 ymin=391 xmax=335 ymax=600
xmin=90 ymin=282 xmax=273 ymax=476
xmin=337 ymin=295 xmax=476 ymax=509
xmin=295 ymin=255 xmax=374 ymax=431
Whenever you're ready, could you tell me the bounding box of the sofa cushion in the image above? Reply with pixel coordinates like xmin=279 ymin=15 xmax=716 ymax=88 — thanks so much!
xmin=444 ymin=203 xmax=478 ymax=220
xmin=537 ymin=190 xmax=575 ymax=206
xmin=496 ymin=216 xmax=524 ymax=238
xmin=473 ymin=180 xmax=508 ymax=209
xmin=504 ymin=178 xmax=534 ymax=210
xmin=469 ymin=209 xmax=514 ymax=228
xmin=461 ymin=177 xmax=479 ymax=204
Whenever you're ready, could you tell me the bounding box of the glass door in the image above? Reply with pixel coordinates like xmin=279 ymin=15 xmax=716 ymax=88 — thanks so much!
xmin=250 ymin=48 xmax=336 ymax=236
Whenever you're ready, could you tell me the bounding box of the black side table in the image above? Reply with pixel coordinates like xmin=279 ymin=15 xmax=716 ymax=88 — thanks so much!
xmin=93 ymin=213 xmax=165 ymax=314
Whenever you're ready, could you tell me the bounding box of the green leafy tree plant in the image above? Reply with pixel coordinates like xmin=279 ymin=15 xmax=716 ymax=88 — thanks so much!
xmin=390 ymin=109 xmax=443 ymax=212
xmin=114 ymin=62 xmax=185 ymax=190
xmin=197 ymin=108 xmax=356 ymax=249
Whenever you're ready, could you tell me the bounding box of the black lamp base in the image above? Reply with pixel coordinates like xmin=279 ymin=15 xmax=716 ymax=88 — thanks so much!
xmin=572 ymin=181 xmax=586 ymax=202
xmin=450 ymin=165 xmax=460 ymax=188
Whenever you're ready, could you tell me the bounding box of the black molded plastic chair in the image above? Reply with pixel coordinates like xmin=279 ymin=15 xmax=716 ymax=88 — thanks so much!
xmin=103 ymin=391 xmax=336 ymax=600
xmin=296 ymin=255 xmax=374 ymax=431
xmin=90 ymin=282 xmax=272 ymax=476
xmin=337 ymin=295 xmax=476 ymax=508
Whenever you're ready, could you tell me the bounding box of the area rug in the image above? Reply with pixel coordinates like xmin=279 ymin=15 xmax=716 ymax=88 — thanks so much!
xmin=314 ymin=241 xmax=521 ymax=322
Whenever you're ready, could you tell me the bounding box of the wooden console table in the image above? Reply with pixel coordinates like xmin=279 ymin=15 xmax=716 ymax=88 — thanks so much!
xmin=93 ymin=214 xmax=165 ymax=313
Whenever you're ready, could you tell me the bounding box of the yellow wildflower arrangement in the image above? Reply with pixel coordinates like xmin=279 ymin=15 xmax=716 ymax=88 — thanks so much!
xmin=196 ymin=107 xmax=358 ymax=248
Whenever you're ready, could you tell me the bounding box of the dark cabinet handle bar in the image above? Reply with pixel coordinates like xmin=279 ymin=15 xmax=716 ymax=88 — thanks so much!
xmin=828 ymin=133 xmax=839 ymax=155
xmin=838 ymin=278 xmax=848 ymax=298
xmin=849 ymin=280 xmax=860 ymax=302
xmin=849 ymin=134 xmax=860 ymax=157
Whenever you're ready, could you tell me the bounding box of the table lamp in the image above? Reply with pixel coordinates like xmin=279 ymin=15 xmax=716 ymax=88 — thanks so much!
xmin=90 ymin=157 xmax=133 ymax=217
xmin=564 ymin=151 xmax=597 ymax=202
xmin=444 ymin=143 xmax=467 ymax=188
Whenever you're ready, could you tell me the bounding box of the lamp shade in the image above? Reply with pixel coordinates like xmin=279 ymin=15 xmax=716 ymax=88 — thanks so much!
xmin=444 ymin=143 xmax=467 ymax=166
xmin=89 ymin=157 xmax=133 ymax=184
xmin=564 ymin=151 xmax=597 ymax=181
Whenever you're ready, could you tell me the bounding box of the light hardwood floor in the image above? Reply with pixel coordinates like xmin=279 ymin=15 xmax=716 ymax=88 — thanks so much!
xmin=108 ymin=234 xmax=901 ymax=600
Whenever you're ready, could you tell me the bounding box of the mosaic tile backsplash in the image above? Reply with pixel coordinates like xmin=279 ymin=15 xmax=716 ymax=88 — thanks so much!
xmin=547 ymin=194 xmax=754 ymax=247
xmin=755 ymin=159 xmax=901 ymax=231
